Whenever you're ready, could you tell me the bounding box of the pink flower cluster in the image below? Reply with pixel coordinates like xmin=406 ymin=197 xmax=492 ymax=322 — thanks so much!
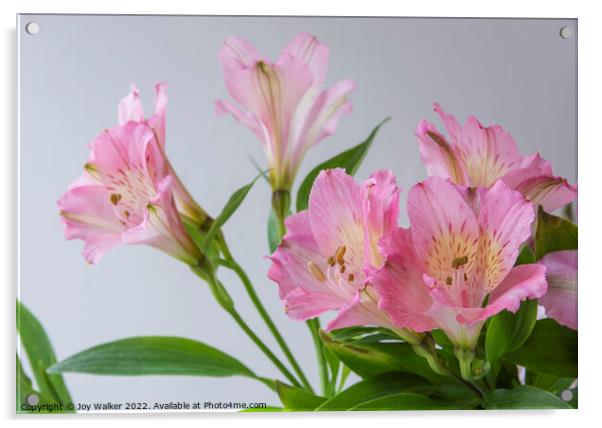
xmin=269 ymin=104 xmax=577 ymax=348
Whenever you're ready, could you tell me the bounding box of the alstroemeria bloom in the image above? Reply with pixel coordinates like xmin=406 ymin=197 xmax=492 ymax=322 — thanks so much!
xmin=216 ymin=33 xmax=356 ymax=191
xmin=416 ymin=103 xmax=577 ymax=212
xmin=539 ymin=250 xmax=577 ymax=330
xmin=118 ymin=84 xmax=209 ymax=226
xmin=268 ymin=168 xmax=406 ymax=333
xmin=58 ymin=113 xmax=201 ymax=266
xmin=371 ymin=177 xmax=548 ymax=349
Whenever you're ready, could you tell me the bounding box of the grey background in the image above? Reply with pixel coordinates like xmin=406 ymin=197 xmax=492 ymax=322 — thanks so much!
xmin=18 ymin=15 xmax=577 ymax=409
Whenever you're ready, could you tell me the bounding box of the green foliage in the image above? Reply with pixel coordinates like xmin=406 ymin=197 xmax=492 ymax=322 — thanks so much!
xmin=484 ymin=385 xmax=571 ymax=409
xmin=505 ymin=319 xmax=577 ymax=378
xmin=319 ymin=330 xmax=447 ymax=384
xmin=275 ymin=381 xmax=326 ymax=410
xmin=48 ymin=336 xmax=256 ymax=379
xmin=486 ymin=299 xmax=538 ymax=372
xmin=295 ymin=118 xmax=390 ymax=212
xmin=201 ymin=173 xmax=261 ymax=252
xmin=535 ymin=206 xmax=578 ymax=260
xmin=316 ymin=372 xmax=430 ymax=411
xmin=16 ymin=301 xmax=73 ymax=413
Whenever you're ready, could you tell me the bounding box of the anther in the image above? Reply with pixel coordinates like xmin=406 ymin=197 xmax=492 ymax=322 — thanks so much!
xmin=327 ymin=256 xmax=336 ymax=267
xmin=452 ymin=255 xmax=468 ymax=269
xmin=110 ymin=193 xmax=122 ymax=205
xmin=335 ymin=245 xmax=346 ymax=264
xmin=446 ymin=276 xmax=453 ymax=285
xmin=340 ymin=265 xmax=346 ymax=273
xmin=307 ymin=261 xmax=326 ymax=282
xmin=348 ymin=273 xmax=354 ymax=282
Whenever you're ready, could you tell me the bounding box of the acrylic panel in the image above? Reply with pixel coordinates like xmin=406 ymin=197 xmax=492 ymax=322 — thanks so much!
xmin=17 ymin=15 xmax=577 ymax=413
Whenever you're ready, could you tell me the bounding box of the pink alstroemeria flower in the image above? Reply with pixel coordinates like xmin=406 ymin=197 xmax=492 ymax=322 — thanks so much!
xmin=539 ymin=250 xmax=577 ymax=330
xmin=268 ymin=168 xmax=412 ymax=334
xmin=117 ymin=84 xmax=209 ymax=226
xmin=371 ymin=177 xmax=548 ymax=349
xmin=415 ymin=103 xmax=577 ymax=212
xmin=58 ymin=87 xmax=202 ymax=265
xmin=216 ymin=33 xmax=356 ymax=191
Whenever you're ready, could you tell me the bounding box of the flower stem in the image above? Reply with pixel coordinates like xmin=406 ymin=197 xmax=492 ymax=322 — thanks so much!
xmin=454 ymin=347 xmax=475 ymax=381
xmin=190 ymin=266 xmax=302 ymax=388
xmin=307 ymin=318 xmax=328 ymax=396
xmin=216 ymin=257 xmax=313 ymax=393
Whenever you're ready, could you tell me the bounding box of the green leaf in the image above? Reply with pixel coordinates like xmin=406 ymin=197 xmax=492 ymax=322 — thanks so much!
xmin=17 ymin=301 xmax=72 ymax=404
xmin=267 ymin=209 xmax=280 ymax=253
xmin=48 ymin=336 xmax=256 ymax=379
xmin=295 ymin=118 xmax=390 ymax=212
xmin=486 ymin=299 xmax=538 ymax=367
xmin=317 ymin=372 xmax=431 ymax=411
xmin=350 ymin=392 xmax=452 ymax=411
xmin=525 ymin=370 xmax=574 ymax=394
xmin=535 ymin=207 xmax=578 ymax=260
xmin=201 ymin=173 xmax=261 ymax=252
xmin=515 ymin=245 xmax=535 ymax=265
xmin=484 ymin=385 xmax=571 ymax=409
xmin=319 ymin=330 xmax=446 ymax=384
xmin=275 ymin=381 xmax=326 ymax=410
xmin=505 ymin=319 xmax=577 ymax=378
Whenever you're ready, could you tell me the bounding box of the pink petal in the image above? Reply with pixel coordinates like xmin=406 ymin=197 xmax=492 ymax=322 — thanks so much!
xmin=218 ymin=36 xmax=263 ymax=70
xmin=325 ymin=291 xmax=392 ymax=331
xmin=456 ymin=264 xmax=548 ymax=324
xmin=122 ymin=175 xmax=200 ymax=265
xmin=370 ymin=228 xmax=437 ymax=332
xmin=502 ymin=168 xmax=577 ymax=212
xmin=433 ymin=103 xmax=462 ymax=146
xmin=455 ymin=116 xmax=523 ymax=187
xmin=539 ymin=251 xmax=577 ymax=330
xmin=415 ymin=119 xmax=467 ymax=185
xmin=476 ymin=179 xmax=535 ymax=291
xmin=215 ymin=99 xmax=269 ymax=145
xmin=146 ymin=82 xmax=168 ymax=148
xmin=282 ymin=287 xmax=342 ymax=321
xmin=407 ymin=177 xmax=480 ymax=288
xmin=279 ymin=32 xmax=329 ymax=86
xmin=291 ymin=79 xmax=356 ymax=160
xmin=118 ymin=85 xmax=144 ymax=125
xmin=362 ymin=170 xmax=401 ymax=269
xmin=58 ymin=178 xmax=125 ymax=264
xmin=268 ymin=211 xmax=323 ymax=299
xmin=308 ymin=168 xmax=365 ymax=268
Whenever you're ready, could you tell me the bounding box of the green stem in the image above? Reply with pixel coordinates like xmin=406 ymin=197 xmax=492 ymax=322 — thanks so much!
xmin=307 ymin=319 xmax=328 ymax=396
xmin=454 ymin=347 xmax=475 ymax=381
xmin=216 ymin=257 xmax=313 ymax=393
xmin=190 ymin=266 xmax=301 ymax=388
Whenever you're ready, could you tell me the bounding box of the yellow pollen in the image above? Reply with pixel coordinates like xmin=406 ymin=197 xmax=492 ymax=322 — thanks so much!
xmin=335 ymin=245 xmax=346 ymax=264
xmin=307 ymin=261 xmax=326 ymax=282
xmin=327 ymin=256 xmax=336 ymax=267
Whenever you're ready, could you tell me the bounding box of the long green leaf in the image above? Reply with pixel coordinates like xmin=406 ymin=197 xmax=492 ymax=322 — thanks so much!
xmin=319 ymin=330 xmax=446 ymax=384
xmin=505 ymin=319 xmax=577 ymax=378
xmin=535 ymin=207 xmax=578 ymax=260
xmin=275 ymin=381 xmax=326 ymax=411
xmin=350 ymin=392 xmax=452 ymax=411
xmin=295 ymin=118 xmax=390 ymax=212
xmin=48 ymin=336 xmax=256 ymax=379
xmin=17 ymin=301 xmax=72 ymax=404
xmin=317 ymin=372 xmax=430 ymax=411
xmin=525 ymin=370 xmax=574 ymax=395
xmin=484 ymin=386 xmax=571 ymax=409
xmin=201 ymin=173 xmax=261 ymax=252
